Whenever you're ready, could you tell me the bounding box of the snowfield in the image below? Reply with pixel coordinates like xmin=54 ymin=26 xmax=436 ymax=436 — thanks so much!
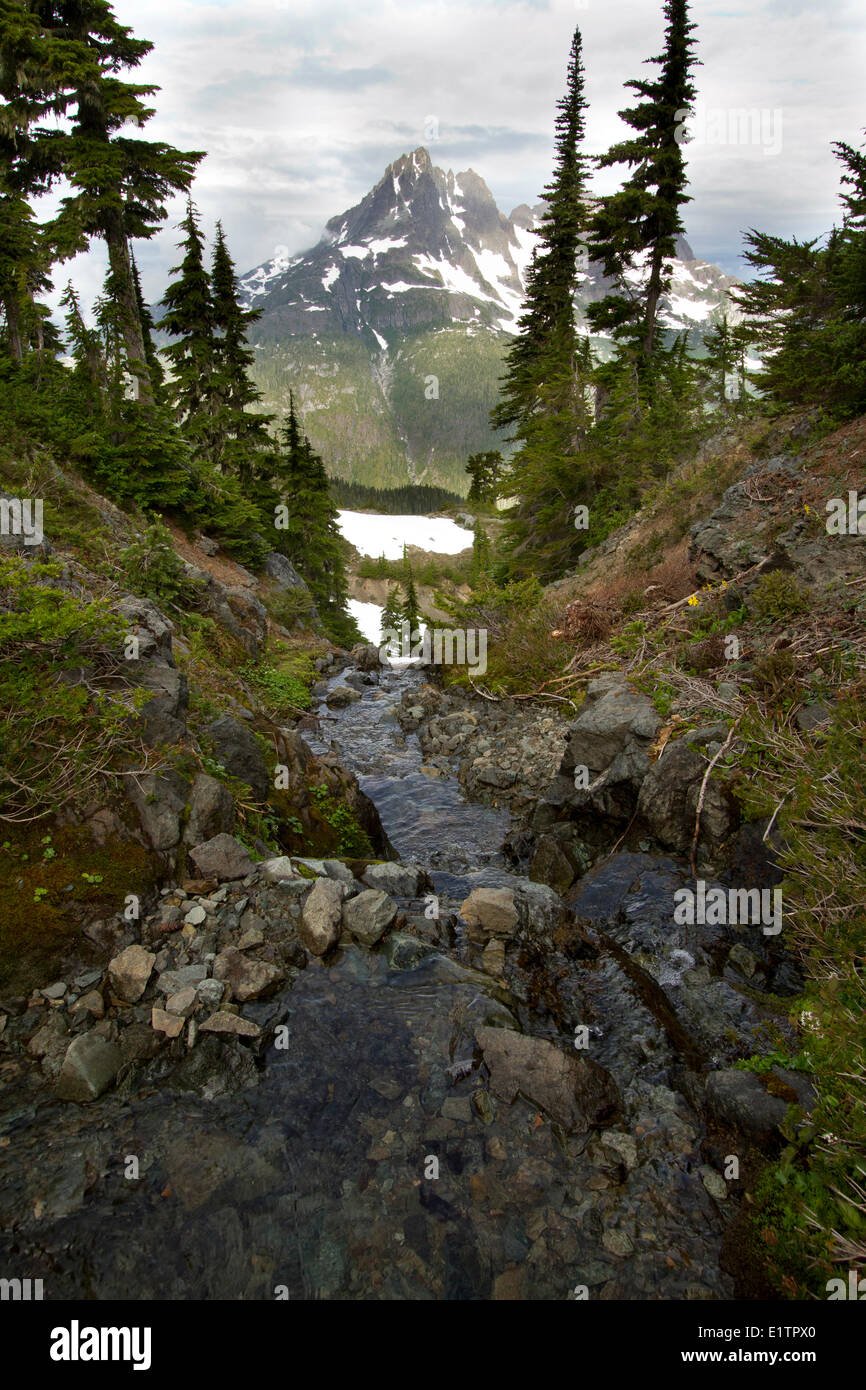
xmin=337 ymin=511 xmax=473 ymax=560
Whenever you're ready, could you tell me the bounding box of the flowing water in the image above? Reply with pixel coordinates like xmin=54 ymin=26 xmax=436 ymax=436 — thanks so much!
xmin=0 ymin=661 xmax=739 ymax=1300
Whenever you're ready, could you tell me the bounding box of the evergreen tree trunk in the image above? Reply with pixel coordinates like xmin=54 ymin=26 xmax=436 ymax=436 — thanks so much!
xmin=105 ymin=219 xmax=153 ymax=405
xmin=2 ymin=293 xmax=24 ymax=362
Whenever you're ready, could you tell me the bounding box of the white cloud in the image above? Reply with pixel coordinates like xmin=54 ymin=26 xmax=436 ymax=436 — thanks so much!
xmin=43 ymin=0 xmax=866 ymax=316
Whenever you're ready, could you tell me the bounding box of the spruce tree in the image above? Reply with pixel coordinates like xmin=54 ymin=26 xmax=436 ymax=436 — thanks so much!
xmin=466 ymin=450 xmax=504 ymax=503
xmin=399 ymin=552 xmax=421 ymax=636
xmin=587 ymin=0 xmax=700 ymax=361
xmin=0 ymin=1 xmax=202 ymax=398
xmin=273 ymin=395 xmax=357 ymax=645
xmin=210 ymin=220 xmax=275 ymax=487
xmin=492 ymin=26 xmax=591 ymax=433
xmin=159 ymin=200 xmax=216 ymax=454
xmin=491 ymin=26 xmax=596 ymax=577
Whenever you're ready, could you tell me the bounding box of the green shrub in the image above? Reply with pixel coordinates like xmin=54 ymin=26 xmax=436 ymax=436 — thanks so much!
xmin=750 ymin=571 xmax=810 ymax=622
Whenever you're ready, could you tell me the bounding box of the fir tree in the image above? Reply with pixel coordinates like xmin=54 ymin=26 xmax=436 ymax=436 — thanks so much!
xmin=399 ymin=551 xmax=421 ymax=636
xmin=210 ymin=220 xmax=275 ymax=486
xmin=587 ymin=0 xmax=700 ymax=361
xmin=466 ymin=450 xmax=504 ymax=503
xmin=158 ymin=200 xmax=216 ymax=454
xmin=273 ymin=394 xmax=357 ymax=645
xmin=0 ymin=1 xmax=203 ymax=399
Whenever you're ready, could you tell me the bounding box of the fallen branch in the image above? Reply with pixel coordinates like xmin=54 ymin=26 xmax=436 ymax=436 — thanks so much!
xmin=690 ymin=721 xmax=740 ymax=878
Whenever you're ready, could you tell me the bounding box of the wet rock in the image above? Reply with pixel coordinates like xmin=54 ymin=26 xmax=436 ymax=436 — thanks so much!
xmin=481 ymin=938 xmax=506 ymax=976
xmin=326 ymin=685 xmax=362 ymax=708
xmin=349 ymin=643 xmax=383 ymax=672
xmin=188 ymin=833 xmax=253 ymax=882
xmin=547 ymin=677 xmax=660 ymax=820
xmin=107 ymin=945 xmax=156 ymax=1003
xmin=459 ymin=887 xmax=519 ymax=937
xmin=199 ymin=1011 xmax=261 ymax=1039
xmin=529 ymin=836 xmax=580 ymax=895
xmin=55 ymin=1032 xmax=123 ymax=1103
xmin=475 ymin=1025 xmax=621 ymax=1134
xmin=362 ymin=861 xmax=421 ymax=897
xmin=704 ymin=1069 xmax=793 ymax=1143
xmin=636 ymin=739 xmax=737 ymax=853
xmin=385 ymin=932 xmax=436 ymax=971
xmin=212 ymin=948 xmax=283 ymax=1002
xmin=300 ymin=878 xmax=347 ymax=956
xmin=512 ymin=880 xmax=569 ymax=937
xmin=204 ymin=715 xmax=270 ymax=801
xmin=342 ymin=889 xmax=397 ymax=946
xmin=184 ymin=773 xmax=235 ymax=846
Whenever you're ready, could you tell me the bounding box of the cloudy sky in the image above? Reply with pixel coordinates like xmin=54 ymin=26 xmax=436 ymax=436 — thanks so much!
xmin=55 ymin=0 xmax=866 ymax=312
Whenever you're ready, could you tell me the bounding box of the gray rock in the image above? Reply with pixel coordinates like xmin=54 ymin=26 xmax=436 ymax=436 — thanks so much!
xmin=204 ymin=715 xmax=270 ymax=801
xmin=362 ymin=861 xmax=421 ymax=897
xmin=125 ymin=770 xmax=189 ymax=851
xmin=300 ymin=878 xmax=347 ymax=956
xmin=637 ymin=738 xmax=737 ymax=854
xmin=212 ymin=948 xmax=283 ymax=1002
xmin=188 ymin=833 xmax=254 ymax=882
xmin=157 ymin=965 xmax=209 ymax=995
xmin=326 ymin=685 xmax=362 ymax=708
xmin=263 ymin=552 xmax=310 ymax=592
xmin=258 ymin=856 xmax=298 ymax=882
xmin=136 ymin=663 xmax=189 ymax=747
xmin=342 ymin=889 xmax=397 ymax=946
xmin=116 ymin=595 xmax=174 ymax=663
xmin=547 ymin=677 xmax=660 ymax=820
xmin=704 ymin=1068 xmax=805 ymax=1143
xmin=56 ymin=1032 xmax=123 ymax=1103
xmin=475 ymin=1025 xmax=621 ymax=1134
xmin=184 ymin=773 xmax=234 ymax=846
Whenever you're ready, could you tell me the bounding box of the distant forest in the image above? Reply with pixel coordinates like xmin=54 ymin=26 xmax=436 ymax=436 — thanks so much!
xmin=329 ymin=479 xmax=466 ymax=514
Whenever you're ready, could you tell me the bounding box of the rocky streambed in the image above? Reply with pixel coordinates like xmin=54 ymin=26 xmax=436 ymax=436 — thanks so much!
xmin=0 ymin=654 xmax=809 ymax=1300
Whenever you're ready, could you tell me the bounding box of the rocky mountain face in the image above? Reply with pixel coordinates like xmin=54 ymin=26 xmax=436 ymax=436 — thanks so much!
xmin=240 ymin=148 xmax=739 ymax=491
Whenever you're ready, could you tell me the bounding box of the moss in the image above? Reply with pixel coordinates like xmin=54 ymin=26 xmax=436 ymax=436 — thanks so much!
xmin=0 ymin=823 xmax=159 ymax=993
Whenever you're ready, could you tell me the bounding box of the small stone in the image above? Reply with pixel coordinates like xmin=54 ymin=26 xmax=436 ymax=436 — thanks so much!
xmin=459 ymin=887 xmax=519 ymax=937
xmin=55 ymin=1032 xmax=122 ymax=1103
xmin=481 ymin=938 xmax=506 ymax=976
xmin=165 ymin=987 xmax=197 ymax=1018
xmin=195 ymin=979 xmax=225 ymax=1010
xmin=184 ymin=903 xmax=207 ymax=927
xmin=441 ymin=1096 xmax=473 ymax=1122
xmin=108 ymin=945 xmax=156 ymax=1003
xmin=602 ymin=1229 xmax=634 ymax=1257
xmin=199 ymin=1010 xmax=260 ymax=1038
xmin=188 ymin=833 xmax=253 ymax=882
xmin=69 ymin=990 xmax=104 ymax=1020
xmin=259 ymin=857 xmax=298 ymax=883
xmin=342 ymin=889 xmax=397 ymax=947
xmin=300 ymin=877 xmax=346 ymax=956
xmin=41 ymin=981 xmax=67 ymax=1001
xmin=700 ymin=1165 xmax=728 ymax=1201
xmin=151 ymin=1007 xmax=185 ymax=1039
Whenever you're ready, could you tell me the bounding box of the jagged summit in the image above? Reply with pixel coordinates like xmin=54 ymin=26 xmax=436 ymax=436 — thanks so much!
xmin=240 ymin=148 xmax=736 ymax=349
xmin=237 ymin=151 xmax=740 ymax=490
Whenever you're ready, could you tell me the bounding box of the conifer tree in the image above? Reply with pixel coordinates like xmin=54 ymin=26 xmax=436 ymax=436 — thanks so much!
xmin=399 ymin=551 xmax=421 ymax=636
xmin=380 ymin=584 xmax=402 ymax=643
xmin=273 ymin=394 xmax=357 ymax=645
xmin=466 ymin=450 xmax=504 ymax=503
xmin=131 ymin=252 xmax=165 ymax=403
xmin=159 ymin=200 xmax=216 ymax=453
xmin=492 ymin=27 xmax=591 ymax=433
xmin=587 ymin=0 xmax=700 ymax=361
xmin=0 ymin=2 xmax=203 ymax=399
xmin=210 ymin=220 xmax=275 ymax=486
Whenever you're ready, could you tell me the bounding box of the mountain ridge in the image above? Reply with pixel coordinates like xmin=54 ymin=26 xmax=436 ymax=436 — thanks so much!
xmin=239 ymin=148 xmax=740 ymax=490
